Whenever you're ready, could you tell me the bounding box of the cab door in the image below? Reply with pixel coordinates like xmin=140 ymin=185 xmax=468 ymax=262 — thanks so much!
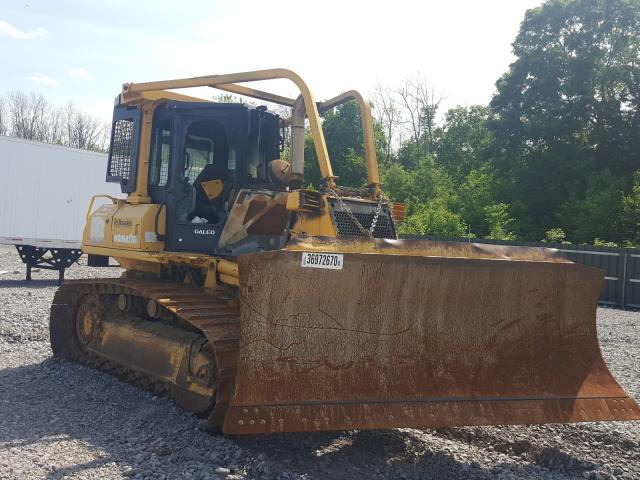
xmin=161 ymin=103 xmax=242 ymax=254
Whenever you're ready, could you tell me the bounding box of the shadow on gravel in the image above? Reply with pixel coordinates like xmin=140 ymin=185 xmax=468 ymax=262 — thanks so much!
xmin=0 ymin=358 xmax=162 ymax=479
xmin=432 ymin=425 xmax=637 ymax=480
xmin=277 ymin=426 xmax=635 ymax=480
xmin=0 ymin=279 xmax=60 ymax=289
xmin=234 ymin=428 xmax=471 ymax=479
xmin=233 ymin=427 xmax=557 ymax=480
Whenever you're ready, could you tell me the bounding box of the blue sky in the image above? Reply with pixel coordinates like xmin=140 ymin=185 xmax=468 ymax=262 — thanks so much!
xmin=0 ymin=0 xmax=543 ymax=122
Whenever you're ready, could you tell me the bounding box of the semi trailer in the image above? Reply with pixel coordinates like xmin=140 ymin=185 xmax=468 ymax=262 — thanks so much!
xmin=0 ymin=135 xmax=121 ymax=282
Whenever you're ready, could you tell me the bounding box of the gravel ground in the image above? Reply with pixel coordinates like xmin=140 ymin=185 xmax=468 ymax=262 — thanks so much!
xmin=0 ymin=244 xmax=638 ymax=480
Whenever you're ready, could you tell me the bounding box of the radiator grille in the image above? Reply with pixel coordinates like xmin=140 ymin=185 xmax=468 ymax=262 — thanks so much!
xmin=331 ymin=202 xmax=396 ymax=239
xmin=108 ymin=119 xmax=134 ymax=180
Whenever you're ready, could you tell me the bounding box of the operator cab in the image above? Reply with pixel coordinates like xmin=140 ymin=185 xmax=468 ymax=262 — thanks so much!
xmin=108 ymin=100 xmax=285 ymax=254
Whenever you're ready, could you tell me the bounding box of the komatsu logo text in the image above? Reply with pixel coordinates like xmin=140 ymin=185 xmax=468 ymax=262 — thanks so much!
xmin=114 ymin=218 xmax=133 ymax=227
xmin=113 ymin=233 xmax=138 ymax=244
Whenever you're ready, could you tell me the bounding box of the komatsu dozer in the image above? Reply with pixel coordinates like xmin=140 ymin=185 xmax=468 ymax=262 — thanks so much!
xmin=49 ymin=69 xmax=640 ymax=434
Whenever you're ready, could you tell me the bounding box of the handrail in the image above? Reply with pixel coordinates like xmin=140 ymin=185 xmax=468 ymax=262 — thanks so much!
xmin=85 ymin=195 xmax=121 ymax=222
xmin=317 ymin=90 xmax=380 ymax=193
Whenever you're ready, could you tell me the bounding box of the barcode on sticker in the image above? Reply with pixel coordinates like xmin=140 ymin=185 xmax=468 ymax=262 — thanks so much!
xmin=301 ymin=252 xmax=344 ymax=270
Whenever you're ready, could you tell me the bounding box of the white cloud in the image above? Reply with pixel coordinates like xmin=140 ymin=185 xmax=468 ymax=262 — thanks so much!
xmin=68 ymin=67 xmax=95 ymax=80
xmin=0 ymin=20 xmax=47 ymax=40
xmin=84 ymin=99 xmax=114 ymax=123
xmin=28 ymin=73 xmax=60 ymax=87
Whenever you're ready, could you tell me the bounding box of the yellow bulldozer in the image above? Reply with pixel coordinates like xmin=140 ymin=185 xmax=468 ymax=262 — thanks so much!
xmin=49 ymin=69 xmax=639 ymax=434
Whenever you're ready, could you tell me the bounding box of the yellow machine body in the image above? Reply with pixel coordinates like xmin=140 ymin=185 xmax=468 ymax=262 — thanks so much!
xmin=49 ymin=69 xmax=639 ymax=435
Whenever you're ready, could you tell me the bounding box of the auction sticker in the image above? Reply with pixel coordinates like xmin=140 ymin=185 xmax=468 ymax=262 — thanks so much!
xmin=301 ymin=252 xmax=344 ymax=270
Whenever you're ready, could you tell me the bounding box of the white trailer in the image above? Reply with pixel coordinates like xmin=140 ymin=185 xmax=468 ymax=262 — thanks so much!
xmin=0 ymin=135 xmax=122 ymax=282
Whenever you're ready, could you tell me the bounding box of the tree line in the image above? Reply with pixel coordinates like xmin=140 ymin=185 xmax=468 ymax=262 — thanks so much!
xmin=304 ymin=0 xmax=640 ymax=247
xmin=0 ymin=91 xmax=108 ymax=151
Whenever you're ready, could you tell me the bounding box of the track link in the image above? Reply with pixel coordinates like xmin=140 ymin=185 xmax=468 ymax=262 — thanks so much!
xmin=50 ymin=278 xmax=240 ymax=431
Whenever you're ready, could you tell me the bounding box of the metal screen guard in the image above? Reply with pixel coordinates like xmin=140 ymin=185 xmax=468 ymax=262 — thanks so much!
xmin=224 ymin=241 xmax=640 ymax=434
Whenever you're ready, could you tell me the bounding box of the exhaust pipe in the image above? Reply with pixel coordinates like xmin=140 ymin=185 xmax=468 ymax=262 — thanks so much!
xmin=289 ymin=95 xmax=305 ymax=188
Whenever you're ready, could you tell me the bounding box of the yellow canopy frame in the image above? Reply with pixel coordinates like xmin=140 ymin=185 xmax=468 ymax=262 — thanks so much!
xmin=119 ymin=68 xmax=380 ymax=200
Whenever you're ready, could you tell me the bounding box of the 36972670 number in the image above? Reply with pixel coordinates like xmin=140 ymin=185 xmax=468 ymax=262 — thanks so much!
xmin=300 ymin=252 xmax=344 ymax=270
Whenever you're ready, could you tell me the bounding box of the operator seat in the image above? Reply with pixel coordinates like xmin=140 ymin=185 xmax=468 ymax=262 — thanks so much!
xmin=188 ymin=163 xmax=228 ymax=224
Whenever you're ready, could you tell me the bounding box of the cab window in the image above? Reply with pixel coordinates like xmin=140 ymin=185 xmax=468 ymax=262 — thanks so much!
xmin=149 ymin=120 xmax=171 ymax=187
xmin=185 ymin=135 xmax=214 ymax=184
xmin=183 ymin=120 xmax=229 ymax=184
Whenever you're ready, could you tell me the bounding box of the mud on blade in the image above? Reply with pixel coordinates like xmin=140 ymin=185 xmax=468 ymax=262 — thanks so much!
xmin=224 ymin=239 xmax=640 ymax=434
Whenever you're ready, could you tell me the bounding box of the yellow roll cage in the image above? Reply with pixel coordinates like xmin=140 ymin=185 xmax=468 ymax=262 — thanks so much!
xmin=118 ymin=68 xmax=380 ymax=202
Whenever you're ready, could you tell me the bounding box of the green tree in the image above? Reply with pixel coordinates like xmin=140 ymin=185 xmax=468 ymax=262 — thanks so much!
xmin=542 ymin=228 xmax=569 ymax=243
xmin=489 ymin=0 xmax=640 ymax=240
xmin=559 ymin=170 xmax=626 ymax=243
xmin=621 ymin=171 xmax=640 ymax=245
xmin=484 ymin=203 xmax=516 ymax=240
xmin=380 ymin=162 xmax=414 ymax=203
xmin=395 ymin=138 xmax=427 ymax=171
xmin=593 ymin=238 xmax=619 ymax=247
xmin=435 ymin=105 xmax=494 ymax=181
xmin=398 ymin=200 xmax=468 ymax=237
xmin=304 ymin=100 xmax=386 ymax=188
xmin=380 ymin=156 xmax=456 ymax=206
xmin=456 ymin=167 xmax=500 ymax=236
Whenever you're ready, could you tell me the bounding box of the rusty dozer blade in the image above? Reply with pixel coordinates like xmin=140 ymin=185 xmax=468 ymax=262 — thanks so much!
xmin=223 ymin=236 xmax=640 ymax=434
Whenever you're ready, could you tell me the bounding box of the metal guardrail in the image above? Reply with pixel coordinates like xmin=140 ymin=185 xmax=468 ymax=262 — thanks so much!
xmin=401 ymin=235 xmax=640 ymax=309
